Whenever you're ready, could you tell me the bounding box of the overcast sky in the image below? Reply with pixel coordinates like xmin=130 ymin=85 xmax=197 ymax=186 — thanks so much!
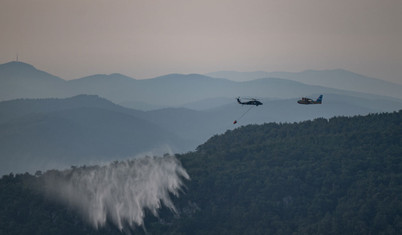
xmin=1 ymin=0 xmax=401 ymax=83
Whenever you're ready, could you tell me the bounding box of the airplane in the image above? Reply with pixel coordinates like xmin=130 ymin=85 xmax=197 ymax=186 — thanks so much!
xmin=237 ymin=97 xmax=263 ymax=106
xmin=297 ymin=95 xmax=323 ymax=104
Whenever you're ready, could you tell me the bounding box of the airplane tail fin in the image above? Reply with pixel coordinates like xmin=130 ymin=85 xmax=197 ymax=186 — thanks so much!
xmin=316 ymin=95 xmax=323 ymax=104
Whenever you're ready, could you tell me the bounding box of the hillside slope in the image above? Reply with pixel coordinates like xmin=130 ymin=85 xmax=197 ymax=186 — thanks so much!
xmin=165 ymin=111 xmax=402 ymax=234
xmin=0 ymin=111 xmax=401 ymax=234
xmin=0 ymin=95 xmax=185 ymax=175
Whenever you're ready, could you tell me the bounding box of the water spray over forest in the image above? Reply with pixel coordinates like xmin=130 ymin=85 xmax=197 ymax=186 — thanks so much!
xmin=43 ymin=155 xmax=189 ymax=231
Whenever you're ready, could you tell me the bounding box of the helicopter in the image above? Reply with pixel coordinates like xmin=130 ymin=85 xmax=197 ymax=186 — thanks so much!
xmin=237 ymin=97 xmax=263 ymax=106
xmin=297 ymin=95 xmax=323 ymax=105
xmin=233 ymin=97 xmax=263 ymax=124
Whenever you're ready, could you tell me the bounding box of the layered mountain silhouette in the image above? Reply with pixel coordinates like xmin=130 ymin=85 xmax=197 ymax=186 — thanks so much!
xmin=0 ymin=95 xmax=187 ymax=174
xmin=2 ymin=61 xmax=402 ymax=110
xmin=207 ymin=69 xmax=402 ymax=99
xmin=1 ymin=93 xmax=402 ymax=175
xmin=1 ymin=61 xmax=402 ymax=174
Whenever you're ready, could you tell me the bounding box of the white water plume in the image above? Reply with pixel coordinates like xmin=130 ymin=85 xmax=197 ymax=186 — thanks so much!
xmin=44 ymin=155 xmax=189 ymax=231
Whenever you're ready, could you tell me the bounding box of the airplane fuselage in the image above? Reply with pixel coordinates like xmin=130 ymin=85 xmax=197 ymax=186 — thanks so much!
xmin=297 ymin=95 xmax=323 ymax=105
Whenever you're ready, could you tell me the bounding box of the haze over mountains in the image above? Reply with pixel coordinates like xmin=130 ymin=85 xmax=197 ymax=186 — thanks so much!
xmin=2 ymin=61 xmax=402 ymax=109
xmin=0 ymin=95 xmax=189 ymax=174
xmin=1 ymin=61 xmax=402 ymax=175
xmin=207 ymin=70 xmax=402 ymax=100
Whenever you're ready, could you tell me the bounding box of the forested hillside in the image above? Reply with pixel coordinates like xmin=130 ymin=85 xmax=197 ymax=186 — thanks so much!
xmin=170 ymin=111 xmax=402 ymax=234
xmin=1 ymin=111 xmax=401 ymax=234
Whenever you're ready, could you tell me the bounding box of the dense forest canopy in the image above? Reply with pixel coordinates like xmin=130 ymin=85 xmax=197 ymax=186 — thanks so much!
xmin=1 ymin=111 xmax=402 ymax=234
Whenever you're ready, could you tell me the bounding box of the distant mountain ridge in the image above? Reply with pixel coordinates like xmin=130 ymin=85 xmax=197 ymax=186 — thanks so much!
xmin=0 ymin=95 xmax=188 ymax=175
xmin=207 ymin=69 xmax=402 ymax=99
xmin=0 ymin=61 xmax=63 ymax=82
xmin=0 ymin=95 xmax=128 ymax=123
xmin=1 ymin=93 xmax=402 ymax=175
xmin=0 ymin=61 xmax=68 ymax=100
xmin=1 ymin=61 xmax=402 ymax=110
xmin=1 ymin=61 xmax=402 ymax=175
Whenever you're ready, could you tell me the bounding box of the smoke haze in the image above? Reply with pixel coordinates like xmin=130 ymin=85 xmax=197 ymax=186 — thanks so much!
xmin=43 ymin=155 xmax=189 ymax=231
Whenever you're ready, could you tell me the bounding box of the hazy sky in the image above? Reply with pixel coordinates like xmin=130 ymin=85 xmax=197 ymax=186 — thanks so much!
xmin=1 ymin=0 xmax=401 ymax=83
